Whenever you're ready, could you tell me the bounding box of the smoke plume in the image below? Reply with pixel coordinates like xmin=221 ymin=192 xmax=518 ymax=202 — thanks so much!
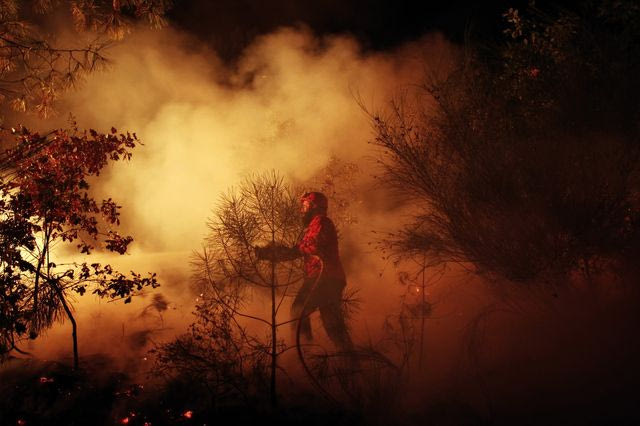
xmin=20 ymin=24 xmax=459 ymax=370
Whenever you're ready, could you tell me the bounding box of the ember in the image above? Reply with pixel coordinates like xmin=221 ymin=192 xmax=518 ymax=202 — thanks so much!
xmin=115 ymin=384 xmax=144 ymax=398
xmin=183 ymin=410 xmax=193 ymax=419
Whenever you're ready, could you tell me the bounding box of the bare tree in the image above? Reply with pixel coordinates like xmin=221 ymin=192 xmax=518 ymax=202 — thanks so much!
xmin=188 ymin=171 xmax=302 ymax=408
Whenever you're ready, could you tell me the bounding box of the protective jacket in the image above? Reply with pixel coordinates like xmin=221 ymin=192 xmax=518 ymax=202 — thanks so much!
xmin=298 ymin=213 xmax=346 ymax=288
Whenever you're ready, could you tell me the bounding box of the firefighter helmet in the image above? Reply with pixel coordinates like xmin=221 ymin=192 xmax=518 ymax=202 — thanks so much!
xmin=301 ymin=191 xmax=328 ymax=214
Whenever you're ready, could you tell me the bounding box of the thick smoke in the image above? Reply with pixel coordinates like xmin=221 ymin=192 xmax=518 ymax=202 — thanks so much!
xmin=22 ymin=25 xmax=461 ymax=370
xmin=59 ymin=27 xmax=451 ymax=253
xmin=11 ymin=21 xmax=640 ymax=423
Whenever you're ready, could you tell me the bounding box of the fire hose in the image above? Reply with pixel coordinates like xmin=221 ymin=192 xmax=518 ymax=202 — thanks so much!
xmin=260 ymin=246 xmax=398 ymax=406
xmin=294 ymin=254 xmax=340 ymax=406
xmin=293 ymin=258 xmax=397 ymax=406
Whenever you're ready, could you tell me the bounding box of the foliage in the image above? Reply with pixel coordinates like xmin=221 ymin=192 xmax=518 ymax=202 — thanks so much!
xmin=372 ymin=0 xmax=640 ymax=282
xmin=0 ymin=0 xmax=169 ymax=366
xmin=198 ymin=171 xmax=302 ymax=294
xmin=151 ymin=289 xmax=270 ymax=410
xmin=0 ymin=0 xmax=172 ymax=117
xmin=0 ymin=124 xmax=159 ymax=365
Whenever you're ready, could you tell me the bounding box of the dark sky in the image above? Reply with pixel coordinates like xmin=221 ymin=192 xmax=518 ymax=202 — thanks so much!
xmin=168 ymin=0 xmax=568 ymax=60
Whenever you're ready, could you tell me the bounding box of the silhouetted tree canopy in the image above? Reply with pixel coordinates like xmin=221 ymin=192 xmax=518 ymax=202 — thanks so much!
xmin=374 ymin=0 xmax=640 ymax=282
xmin=0 ymin=125 xmax=158 ymax=366
xmin=0 ymin=0 xmax=171 ymax=117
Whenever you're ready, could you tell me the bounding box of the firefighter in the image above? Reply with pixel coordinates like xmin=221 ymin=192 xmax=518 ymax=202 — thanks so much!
xmin=255 ymin=191 xmax=353 ymax=351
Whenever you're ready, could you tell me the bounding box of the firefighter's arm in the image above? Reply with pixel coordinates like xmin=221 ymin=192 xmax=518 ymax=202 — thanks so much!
xmin=255 ymin=242 xmax=301 ymax=262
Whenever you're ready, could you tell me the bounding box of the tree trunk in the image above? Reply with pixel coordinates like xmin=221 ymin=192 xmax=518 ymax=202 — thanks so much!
xmin=419 ymin=258 xmax=426 ymax=369
xmin=270 ymin=201 xmax=278 ymax=409
xmin=50 ymin=280 xmax=79 ymax=370
xmin=32 ymin=223 xmax=52 ymax=337
xmin=270 ymin=259 xmax=277 ymax=408
xmin=32 ymin=223 xmax=49 ymax=333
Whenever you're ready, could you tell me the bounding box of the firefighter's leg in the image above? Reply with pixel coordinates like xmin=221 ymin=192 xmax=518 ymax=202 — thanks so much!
xmin=292 ymin=284 xmax=314 ymax=341
xmin=319 ymin=297 xmax=353 ymax=352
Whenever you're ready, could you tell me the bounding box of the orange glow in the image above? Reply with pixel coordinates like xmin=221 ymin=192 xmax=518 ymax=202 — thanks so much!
xmin=19 ymin=24 xmax=464 ymax=412
xmin=23 ymin=26 xmax=455 ymax=366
